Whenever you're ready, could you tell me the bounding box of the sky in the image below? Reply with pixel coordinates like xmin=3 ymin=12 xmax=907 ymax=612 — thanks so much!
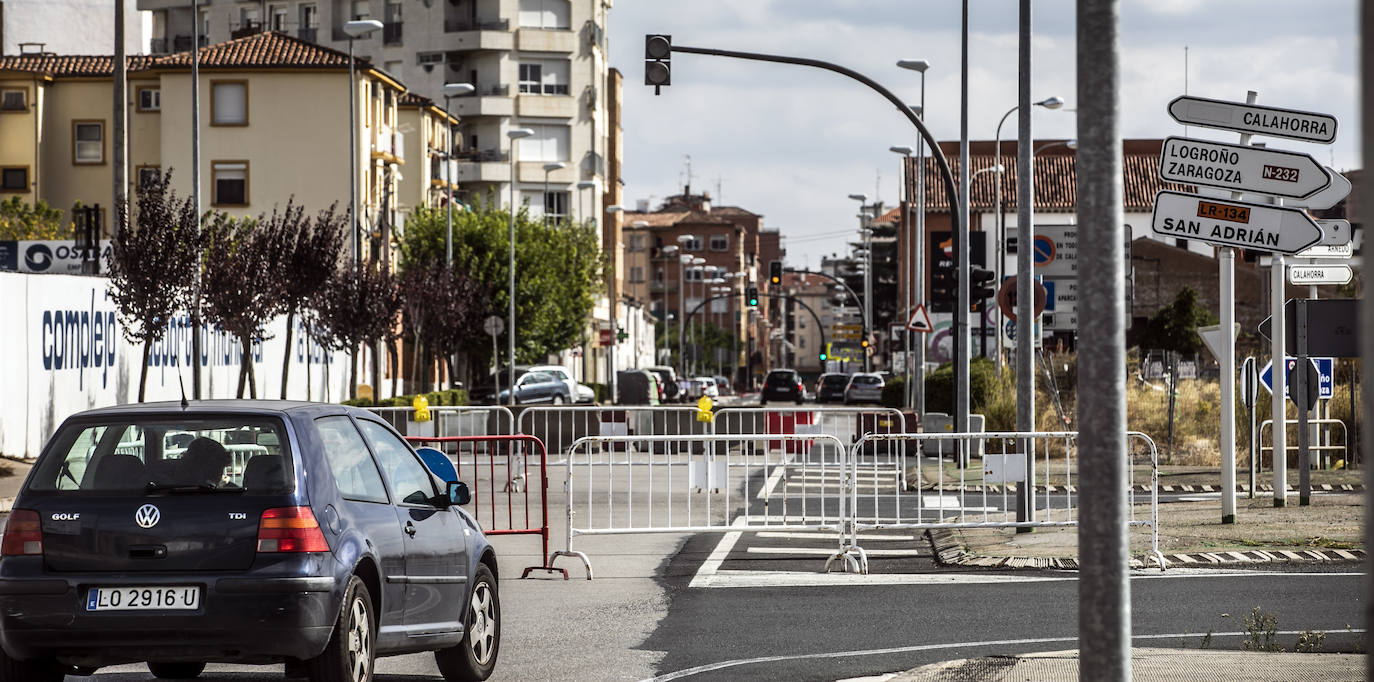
xmin=606 ymin=0 xmax=1360 ymax=269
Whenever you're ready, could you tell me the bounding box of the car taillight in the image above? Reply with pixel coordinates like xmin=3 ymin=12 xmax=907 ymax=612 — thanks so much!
xmin=1 ymin=509 xmax=43 ymax=556
xmin=257 ymin=507 xmax=329 ymax=553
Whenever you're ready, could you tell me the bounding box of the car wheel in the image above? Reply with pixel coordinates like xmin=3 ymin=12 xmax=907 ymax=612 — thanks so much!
xmin=307 ymin=576 xmax=374 ymax=682
xmin=149 ymin=661 xmax=207 ymax=679
xmin=551 ymin=394 xmax=564 ymax=405
xmin=0 ymin=648 xmax=61 ymax=682
xmin=435 ymin=563 xmax=500 ymax=681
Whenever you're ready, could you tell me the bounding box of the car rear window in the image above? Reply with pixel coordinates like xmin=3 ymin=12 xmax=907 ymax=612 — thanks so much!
xmin=854 ymin=376 xmax=882 ymax=385
xmin=766 ymin=372 xmax=795 ymax=385
xmin=30 ymin=416 xmax=294 ymax=495
xmin=822 ymin=375 xmax=848 ymax=387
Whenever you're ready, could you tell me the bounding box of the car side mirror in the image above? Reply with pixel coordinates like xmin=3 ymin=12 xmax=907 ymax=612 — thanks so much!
xmin=447 ymin=480 xmax=471 ymax=506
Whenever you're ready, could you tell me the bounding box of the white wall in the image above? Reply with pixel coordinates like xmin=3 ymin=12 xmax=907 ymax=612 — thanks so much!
xmin=2 ymin=0 xmax=147 ymax=55
xmin=0 ymin=272 xmax=350 ymax=459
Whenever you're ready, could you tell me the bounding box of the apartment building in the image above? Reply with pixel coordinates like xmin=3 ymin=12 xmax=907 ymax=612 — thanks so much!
xmin=139 ymin=0 xmax=614 ymax=227
xmin=0 ymin=31 xmax=453 ymax=270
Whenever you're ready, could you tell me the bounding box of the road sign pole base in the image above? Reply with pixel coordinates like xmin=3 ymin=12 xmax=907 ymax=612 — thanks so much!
xmin=1273 ymin=499 xmax=1286 ymax=508
xmin=1221 ymin=514 xmax=1235 ymax=525
xmin=1015 ymin=527 xmax=1033 ymax=534
xmin=1299 ymin=496 xmax=1310 ymax=506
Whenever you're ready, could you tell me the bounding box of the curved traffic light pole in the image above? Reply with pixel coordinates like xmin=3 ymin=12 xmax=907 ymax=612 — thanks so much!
xmin=782 ymin=267 xmax=863 ymax=314
xmin=682 ymin=291 xmax=828 ymax=369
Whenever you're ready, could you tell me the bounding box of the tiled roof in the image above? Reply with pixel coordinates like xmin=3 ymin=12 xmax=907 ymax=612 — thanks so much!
xmin=907 ymin=143 xmax=1189 ymax=213
xmin=399 ymin=92 xmax=433 ymax=108
xmin=0 ymin=32 xmax=364 ymax=78
xmin=153 ymin=31 xmax=360 ymax=70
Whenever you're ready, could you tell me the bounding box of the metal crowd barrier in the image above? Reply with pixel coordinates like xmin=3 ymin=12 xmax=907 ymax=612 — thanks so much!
xmin=848 ymin=431 xmax=1163 ymax=571
xmin=1257 ymin=418 xmax=1350 ymax=469
xmin=369 ymin=406 xmax=516 ymax=439
xmin=550 ymin=433 xmax=854 ymax=579
xmin=518 ymin=406 xmax=706 ymax=465
xmin=405 ymin=434 xmax=566 ymax=579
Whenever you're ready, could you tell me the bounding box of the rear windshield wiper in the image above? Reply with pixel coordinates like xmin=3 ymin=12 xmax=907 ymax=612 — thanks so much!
xmin=144 ymin=482 xmax=244 ymax=494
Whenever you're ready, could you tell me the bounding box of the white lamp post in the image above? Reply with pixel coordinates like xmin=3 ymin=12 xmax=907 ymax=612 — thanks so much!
xmin=542 ymin=162 xmax=567 ymax=225
xmin=675 ymin=235 xmax=696 ymax=375
xmin=441 ymin=82 xmax=474 ymax=266
xmin=343 ymin=19 xmax=384 ymax=271
xmin=505 ymin=127 xmax=534 ymax=404
xmin=576 ymin=180 xmax=597 ymax=225
xmin=605 ymin=204 xmax=624 ymax=401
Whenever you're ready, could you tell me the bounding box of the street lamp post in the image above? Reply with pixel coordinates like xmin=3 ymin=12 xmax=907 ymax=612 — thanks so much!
xmin=898 ymin=57 xmax=930 ymax=415
xmin=993 ymin=96 xmax=1064 ymax=373
xmin=675 ymin=234 xmax=696 ymax=376
xmin=606 ymin=204 xmax=624 ymax=401
xmin=657 ymin=242 xmax=677 ymax=365
xmin=506 ymin=127 xmax=534 ymax=405
xmin=441 ymin=83 xmax=474 ymax=266
xmin=848 ymin=194 xmax=871 ymax=371
xmin=889 ymin=144 xmax=914 ymax=406
xmin=576 ymin=180 xmax=597 ymax=224
xmin=343 ymin=20 xmax=383 ymax=272
xmin=691 ymin=257 xmax=705 ymax=375
xmin=542 ymin=162 xmax=566 ymax=225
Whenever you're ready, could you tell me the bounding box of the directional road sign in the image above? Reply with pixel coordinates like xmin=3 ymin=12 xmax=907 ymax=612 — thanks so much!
xmin=1167 ymin=95 xmax=1338 ymax=144
xmin=1287 ymin=264 xmax=1353 ymax=286
xmin=1296 ymin=242 xmax=1354 ymax=259
xmin=1287 ymin=167 xmax=1351 ymax=211
xmin=1159 ymin=136 xmax=1331 ymax=199
xmin=1257 ymin=298 xmax=1361 ymax=358
xmin=1150 ymin=190 xmax=1324 ymax=255
xmin=1259 ymin=357 xmax=1333 ymax=401
xmin=1315 ymin=219 xmax=1352 ymax=246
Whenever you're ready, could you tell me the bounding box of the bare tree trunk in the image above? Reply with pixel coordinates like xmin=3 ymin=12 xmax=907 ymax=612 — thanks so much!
xmin=445 ymin=354 xmax=455 ymax=392
xmin=139 ymin=342 xmax=150 ymax=402
xmin=246 ymin=336 xmax=257 ymax=399
xmin=350 ymin=343 xmax=359 ymax=400
xmin=281 ymin=310 xmax=295 ymax=399
xmin=410 ymin=333 xmax=422 ymax=396
xmin=305 ymin=320 xmax=313 ymax=402
xmin=237 ymin=339 xmax=249 ymax=398
xmin=388 ymin=338 xmax=399 ymax=396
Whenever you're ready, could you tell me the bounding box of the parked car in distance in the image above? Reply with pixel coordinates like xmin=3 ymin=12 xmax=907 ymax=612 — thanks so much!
xmin=844 ymin=372 xmax=886 ymax=405
xmin=688 ymin=377 xmax=719 ymax=400
xmin=527 ymin=364 xmax=594 ymax=404
xmin=760 ymin=369 xmax=806 ymax=405
xmin=616 ymin=370 xmax=661 ymax=405
xmin=815 ymin=372 xmax=851 ymax=404
xmin=712 ymin=375 xmax=734 ymax=396
xmin=0 ymin=400 xmax=499 ymax=682
xmin=476 ymin=369 xmax=573 ymax=405
xmin=645 ymin=366 xmax=681 ymax=402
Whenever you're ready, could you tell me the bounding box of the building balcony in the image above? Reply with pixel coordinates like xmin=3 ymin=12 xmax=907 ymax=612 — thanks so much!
xmin=170 ymin=35 xmax=208 ymax=52
xmin=231 ymin=20 xmax=264 ymax=39
xmin=515 ymin=28 xmax=576 ymax=53
xmin=372 ymin=125 xmax=404 ymax=162
xmin=454 ymin=149 xmax=511 ymax=183
xmin=383 ymin=23 xmax=403 ymax=45
xmin=443 ymin=20 xmax=514 ymax=52
xmin=451 ymin=86 xmax=513 ymax=118
xmin=516 ymin=94 xmax=575 ymax=118
xmin=517 ymin=162 xmax=574 ymax=184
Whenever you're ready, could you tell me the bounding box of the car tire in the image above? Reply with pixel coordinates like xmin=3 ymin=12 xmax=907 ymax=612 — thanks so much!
xmin=435 ymin=563 xmax=500 ymax=681
xmin=0 ymin=649 xmax=61 ymax=682
xmin=551 ymin=395 xmax=564 ymax=405
xmin=149 ymin=661 xmax=207 ymax=678
xmin=307 ymin=576 xmax=375 ymax=682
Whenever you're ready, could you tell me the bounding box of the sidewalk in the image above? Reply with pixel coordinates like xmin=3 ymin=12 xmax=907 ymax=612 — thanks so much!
xmin=884 ymin=648 xmax=1362 ymax=681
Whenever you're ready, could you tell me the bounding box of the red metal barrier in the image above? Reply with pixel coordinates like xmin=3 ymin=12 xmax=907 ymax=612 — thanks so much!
xmin=406 ymin=434 xmax=566 ymax=579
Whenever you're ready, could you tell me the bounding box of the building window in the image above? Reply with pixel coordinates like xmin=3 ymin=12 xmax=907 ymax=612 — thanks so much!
xmin=136 ymin=87 xmax=161 ymax=112
xmin=0 ymin=88 xmax=26 ymax=112
xmin=682 ymin=236 xmax=702 ymax=251
xmin=72 ymin=121 xmax=105 ymax=164
xmin=628 ymin=234 xmax=645 ymax=251
xmin=1 ymin=167 xmax=28 ymax=192
xmin=212 ymin=162 xmax=248 ymax=206
xmin=517 ymin=0 xmax=570 ymax=29
xmin=270 ymin=5 xmax=290 ymax=31
xmin=136 ymin=166 xmax=161 ymax=190
xmin=654 ymin=268 xmax=664 ymax=283
xmin=518 ymin=60 xmax=570 ymax=95
xmin=629 ymin=266 xmax=644 ymax=283
xmin=211 ymin=81 xmax=248 ymax=126
xmin=523 ymin=124 xmax=570 ymax=162
xmin=544 ymin=191 xmax=569 ymax=223
xmin=351 ymin=0 xmax=371 ymax=20
xmin=709 ymin=234 xmax=728 ymax=251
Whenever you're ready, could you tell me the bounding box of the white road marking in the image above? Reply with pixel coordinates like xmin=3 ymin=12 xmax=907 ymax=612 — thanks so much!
xmin=745 ymin=547 xmax=922 ymax=557
xmin=756 ymin=532 xmax=915 ymax=541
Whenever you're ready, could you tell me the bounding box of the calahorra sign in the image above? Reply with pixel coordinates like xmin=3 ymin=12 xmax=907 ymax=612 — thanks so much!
xmin=1151 ymin=190 xmax=1324 ymax=254
xmin=1167 ymin=95 xmax=1338 ymax=144
xmin=1159 ymin=136 xmax=1331 ymax=199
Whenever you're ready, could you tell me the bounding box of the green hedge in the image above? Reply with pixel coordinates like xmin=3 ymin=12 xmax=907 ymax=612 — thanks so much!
xmin=923 ymin=357 xmax=1000 ymax=414
xmin=340 ymin=389 xmax=469 ymax=409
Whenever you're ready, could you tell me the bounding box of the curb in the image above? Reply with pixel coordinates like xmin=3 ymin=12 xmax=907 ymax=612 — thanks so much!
xmin=923 ymin=528 xmax=1366 ymax=571
xmin=915 ymin=483 xmax=1365 ymax=494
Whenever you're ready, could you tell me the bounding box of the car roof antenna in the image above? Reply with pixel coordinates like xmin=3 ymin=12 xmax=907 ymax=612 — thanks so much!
xmin=178 ymin=374 xmax=189 ymax=409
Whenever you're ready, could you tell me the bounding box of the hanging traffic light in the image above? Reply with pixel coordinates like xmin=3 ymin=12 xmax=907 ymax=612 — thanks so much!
xmin=645 ymin=35 xmax=671 ymax=93
xmin=970 ymin=266 xmax=997 ymax=309
xmin=769 ymin=260 xmax=783 ymax=286
xmin=746 ymin=286 xmax=759 ymax=307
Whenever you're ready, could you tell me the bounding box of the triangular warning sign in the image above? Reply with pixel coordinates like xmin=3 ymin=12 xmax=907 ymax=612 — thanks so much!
xmin=906 ymin=304 xmax=934 ymax=333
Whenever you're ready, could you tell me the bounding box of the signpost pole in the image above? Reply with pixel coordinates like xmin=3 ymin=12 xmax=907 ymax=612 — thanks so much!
xmin=1218 ymin=90 xmax=1255 ymax=524
xmin=1244 ymin=356 xmax=1256 ymax=499
xmin=1272 ymin=256 xmax=1287 ymax=507
xmin=1297 ymin=300 xmax=1311 ymax=505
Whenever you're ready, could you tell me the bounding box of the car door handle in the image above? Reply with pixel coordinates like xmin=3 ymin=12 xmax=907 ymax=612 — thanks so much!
xmin=404 ymin=522 xmax=417 ymax=537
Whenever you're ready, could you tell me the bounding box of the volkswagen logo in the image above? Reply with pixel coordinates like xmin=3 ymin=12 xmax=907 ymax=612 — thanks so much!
xmin=134 ymin=504 xmax=161 ymax=529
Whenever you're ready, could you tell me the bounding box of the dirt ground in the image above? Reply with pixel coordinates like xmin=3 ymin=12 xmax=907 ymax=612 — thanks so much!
xmin=955 ymin=492 xmax=1364 ymax=559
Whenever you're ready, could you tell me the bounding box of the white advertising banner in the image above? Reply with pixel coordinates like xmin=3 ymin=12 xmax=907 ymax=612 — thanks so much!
xmin=2 ymin=272 xmax=352 ymax=459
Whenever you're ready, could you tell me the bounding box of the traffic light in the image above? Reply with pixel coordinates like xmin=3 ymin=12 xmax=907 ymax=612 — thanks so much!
xmin=645 ymin=35 xmax=671 ymax=93
xmin=769 ymin=260 xmax=783 ymax=286
xmin=859 ymin=336 xmax=870 ymax=350
xmin=819 ymin=346 xmax=829 ymax=362
xmin=970 ymin=266 xmax=997 ymax=308
xmin=930 ymin=264 xmax=956 ymax=313
xmin=746 ymin=286 xmax=759 ymax=307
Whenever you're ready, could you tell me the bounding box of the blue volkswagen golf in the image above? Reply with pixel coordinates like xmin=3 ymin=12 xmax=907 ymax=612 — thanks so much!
xmin=0 ymin=401 xmax=499 ymax=682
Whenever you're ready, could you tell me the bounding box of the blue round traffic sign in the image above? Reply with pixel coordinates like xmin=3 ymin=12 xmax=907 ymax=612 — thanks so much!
xmin=1032 ymin=236 xmax=1056 ymax=266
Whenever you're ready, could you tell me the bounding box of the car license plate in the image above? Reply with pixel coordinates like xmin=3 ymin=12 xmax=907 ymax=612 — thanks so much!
xmin=86 ymin=586 xmax=200 ymax=611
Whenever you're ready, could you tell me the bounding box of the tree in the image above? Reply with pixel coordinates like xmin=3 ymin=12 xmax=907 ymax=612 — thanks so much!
xmin=1138 ymin=286 xmax=1218 ymax=355
xmin=276 ymin=203 xmax=347 ymax=398
xmin=0 ymin=197 xmax=70 ymax=240
xmin=400 ymin=205 xmax=604 ymax=374
xmin=106 ymin=170 xmax=201 ymax=401
xmin=399 ymin=259 xmax=489 ymax=391
xmin=312 ymin=260 xmax=402 ymax=399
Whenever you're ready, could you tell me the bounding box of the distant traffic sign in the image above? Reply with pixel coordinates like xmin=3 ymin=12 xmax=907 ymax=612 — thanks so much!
xmin=906 ymin=304 xmax=934 ymax=333
xmin=1158 ymin=136 xmax=1331 ymax=199
xmin=1150 ymin=190 xmax=1324 ymax=255
xmin=1295 ymin=242 xmax=1354 ymax=259
xmin=1315 ymin=219 xmax=1352 ymax=246
xmin=996 ymin=276 xmax=1047 ymax=322
xmin=1287 ymin=264 xmax=1353 ymax=286
xmin=1257 ymin=299 xmax=1361 ymax=358
xmin=1287 ymin=167 xmax=1351 ymax=211
xmin=1032 ymin=235 xmax=1056 ymax=265
xmin=1167 ymin=95 xmax=1338 ymax=144
xmin=1259 ymin=357 xmax=1333 ymax=401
